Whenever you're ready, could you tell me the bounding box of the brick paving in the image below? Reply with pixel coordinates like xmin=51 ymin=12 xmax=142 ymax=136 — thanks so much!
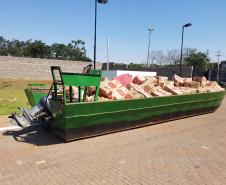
xmin=0 ymin=98 xmax=226 ymax=185
xmin=0 ymin=116 xmax=12 ymax=127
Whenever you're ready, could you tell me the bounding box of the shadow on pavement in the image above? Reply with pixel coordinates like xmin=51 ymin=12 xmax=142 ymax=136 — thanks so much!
xmin=2 ymin=125 xmax=63 ymax=146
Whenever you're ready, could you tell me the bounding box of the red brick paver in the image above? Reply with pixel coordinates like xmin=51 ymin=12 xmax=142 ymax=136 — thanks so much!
xmin=0 ymin=98 xmax=226 ymax=185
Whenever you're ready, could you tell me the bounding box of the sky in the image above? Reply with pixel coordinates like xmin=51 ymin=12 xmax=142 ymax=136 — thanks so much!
xmin=0 ymin=0 xmax=226 ymax=63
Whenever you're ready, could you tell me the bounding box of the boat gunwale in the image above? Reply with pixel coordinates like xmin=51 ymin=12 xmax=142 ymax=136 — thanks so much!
xmin=62 ymin=90 xmax=226 ymax=106
xmin=64 ymin=95 xmax=224 ymax=119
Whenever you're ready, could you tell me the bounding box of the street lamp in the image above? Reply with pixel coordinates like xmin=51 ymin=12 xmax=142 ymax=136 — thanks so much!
xmin=179 ymin=23 xmax=192 ymax=76
xmin=146 ymin=28 xmax=154 ymax=66
xmin=93 ymin=0 xmax=108 ymax=70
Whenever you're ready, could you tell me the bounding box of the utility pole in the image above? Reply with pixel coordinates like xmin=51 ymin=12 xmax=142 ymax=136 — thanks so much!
xmin=106 ymin=37 xmax=109 ymax=71
xmin=205 ymin=49 xmax=209 ymax=71
xmin=216 ymin=50 xmax=221 ymax=82
xmin=146 ymin=28 xmax=154 ymax=66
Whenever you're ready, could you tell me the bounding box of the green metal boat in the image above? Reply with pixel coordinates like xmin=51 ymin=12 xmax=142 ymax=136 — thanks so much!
xmin=13 ymin=66 xmax=226 ymax=141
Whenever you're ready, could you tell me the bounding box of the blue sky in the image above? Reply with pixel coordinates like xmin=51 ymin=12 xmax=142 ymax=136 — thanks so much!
xmin=0 ymin=0 xmax=226 ymax=63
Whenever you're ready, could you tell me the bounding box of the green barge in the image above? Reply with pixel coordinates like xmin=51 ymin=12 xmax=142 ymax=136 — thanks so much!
xmin=13 ymin=66 xmax=226 ymax=141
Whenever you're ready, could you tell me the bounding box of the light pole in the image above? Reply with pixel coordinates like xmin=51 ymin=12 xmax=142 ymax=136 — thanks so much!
xmin=146 ymin=28 xmax=154 ymax=66
xmin=216 ymin=50 xmax=221 ymax=82
xmin=179 ymin=23 xmax=192 ymax=76
xmin=94 ymin=0 xmax=108 ymax=70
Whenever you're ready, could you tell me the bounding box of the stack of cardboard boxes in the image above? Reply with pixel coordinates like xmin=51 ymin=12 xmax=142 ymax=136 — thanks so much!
xmin=84 ymin=74 xmax=225 ymax=101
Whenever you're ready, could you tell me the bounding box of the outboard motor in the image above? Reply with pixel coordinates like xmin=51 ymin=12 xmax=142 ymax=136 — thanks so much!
xmin=12 ymin=96 xmax=52 ymax=128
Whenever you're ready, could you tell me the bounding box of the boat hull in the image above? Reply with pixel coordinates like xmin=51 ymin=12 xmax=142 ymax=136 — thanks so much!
xmin=47 ymin=91 xmax=225 ymax=141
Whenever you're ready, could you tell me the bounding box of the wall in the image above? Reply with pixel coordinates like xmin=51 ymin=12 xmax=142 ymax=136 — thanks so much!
xmin=102 ymin=63 xmax=193 ymax=79
xmin=0 ymin=56 xmax=102 ymax=79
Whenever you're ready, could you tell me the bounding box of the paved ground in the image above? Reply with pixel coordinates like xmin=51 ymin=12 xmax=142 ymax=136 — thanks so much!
xmin=0 ymin=116 xmax=12 ymax=127
xmin=0 ymin=98 xmax=226 ymax=185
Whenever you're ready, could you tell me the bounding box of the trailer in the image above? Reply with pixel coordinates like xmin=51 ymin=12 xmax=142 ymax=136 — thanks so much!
xmin=12 ymin=66 xmax=226 ymax=141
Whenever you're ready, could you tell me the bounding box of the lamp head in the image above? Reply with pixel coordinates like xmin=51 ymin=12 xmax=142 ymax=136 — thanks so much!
xmin=148 ymin=28 xmax=154 ymax=32
xmin=98 ymin=0 xmax=108 ymax=4
xmin=183 ymin=23 xmax=192 ymax=28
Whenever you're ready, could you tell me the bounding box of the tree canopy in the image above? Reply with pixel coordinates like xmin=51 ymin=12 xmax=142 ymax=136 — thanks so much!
xmin=184 ymin=51 xmax=210 ymax=74
xmin=0 ymin=36 xmax=91 ymax=62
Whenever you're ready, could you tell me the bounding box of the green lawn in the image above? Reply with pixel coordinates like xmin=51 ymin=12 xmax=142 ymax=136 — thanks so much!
xmin=0 ymin=78 xmax=51 ymax=115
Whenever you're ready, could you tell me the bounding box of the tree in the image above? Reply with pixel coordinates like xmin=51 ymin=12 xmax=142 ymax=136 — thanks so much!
xmin=25 ymin=40 xmax=51 ymax=58
xmin=184 ymin=51 xmax=210 ymax=74
xmin=0 ymin=36 xmax=91 ymax=61
xmin=149 ymin=50 xmax=166 ymax=66
xmin=0 ymin=36 xmax=8 ymax=55
xmin=165 ymin=50 xmax=180 ymax=65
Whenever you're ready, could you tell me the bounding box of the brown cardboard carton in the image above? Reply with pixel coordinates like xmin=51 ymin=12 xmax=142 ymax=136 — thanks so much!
xmin=193 ymin=76 xmax=207 ymax=83
xmin=65 ymin=86 xmax=79 ymax=98
xmin=132 ymin=76 xmax=146 ymax=85
xmin=183 ymin=78 xmax=192 ymax=83
xmin=99 ymin=78 xmax=123 ymax=99
xmin=112 ymin=86 xmax=129 ymax=100
xmin=156 ymin=76 xmax=168 ymax=86
xmin=151 ymin=90 xmax=165 ymax=97
xmin=184 ymin=81 xmax=200 ymax=89
xmin=99 ymin=86 xmax=112 ymax=99
xmin=164 ymin=85 xmax=183 ymax=95
xmin=145 ymin=76 xmax=158 ymax=86
xmin=166 ymin=81 xmax=174 ymax=87
xmin=180 ymin=87 xmax=197 ymax=94
xmin=157 ymin=88 xmax=172 ymax=96
xmin=99 ymin=96 xmax=111 ymax=101
xmin=140 ymin=80 xmax=156 ymax=94
xmin=173 ymin=74 xmax=184 ymax=86
xmin=87 ymin=86 xmax=96 ymax=96
xmin=108 ymin=79 xmax=123 ymax=89
xmin=128 ymin=83 xmax=152 ymax=98
xmin=125 ymin=88 xmax=145 ymax=99
xmin=85 ymin=95 xmax=95 ymax=102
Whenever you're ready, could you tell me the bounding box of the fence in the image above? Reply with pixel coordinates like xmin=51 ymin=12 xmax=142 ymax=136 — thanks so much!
xmin=208 ymin=69 xmax=226 ymax=83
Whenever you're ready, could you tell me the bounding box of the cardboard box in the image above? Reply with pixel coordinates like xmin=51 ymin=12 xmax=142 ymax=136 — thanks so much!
xmin=108 ymin=79 xmax=123 ymax=89
xmin=180 ymin=87 xmax=197 ymax=94
xmin=99 ymin=96 xmax=111 ymax=101
xmin=132 ymin=75 xmax=146 ymax=85
xmin=173 ymin=74 xmax=184 ymax=86
xmin=85 ymin=95 xmax=95 ymax=102
xmin=193 ymin=76 xmax=207 ymax=83
xmin=87 ymin=86 xmax=96 ymax=96
xmin=183 ymin=78 xmax=192 ymax=83
xmin=99 ymin=78 xmax=123 ymax=99
xmin=166 ymin=81 xmax=174 ymax=87
xmin=164 ymin=85 xmax=183 ymax=95
xmin=140 ymin=80 xmax=156 ymax=94
xmin=157 ymin=88 xmax=172 ymax=96
xmin=156 ymin=76 xmax=168 ymax=86
xmin=65 ymin=86 xmax=78 ymax=98
xmin=184 ymin=81 xmax=200 ymax=89
xmin=113 ymin=73 xmax=132 ymax=86
xmin=112 ymin=86 xmax=129 ymax=100
xmin=99 ymin=87 xmax=112 ymax=99
xmin=128 ymin=83 xmax=152 ymax=98
xmin=125 ymin=88 xmax=145 ymax=99
xmin=197 ymin=87 xmax=208 ymax=93
xmin=145 ymin=76 xmax=158 ymax=86
xmin=151 ymin=90 xmax=165 ymax=97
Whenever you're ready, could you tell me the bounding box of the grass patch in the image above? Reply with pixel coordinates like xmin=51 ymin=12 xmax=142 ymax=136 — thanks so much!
xmin=0 ymin=78 xmax=51 ymax=115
